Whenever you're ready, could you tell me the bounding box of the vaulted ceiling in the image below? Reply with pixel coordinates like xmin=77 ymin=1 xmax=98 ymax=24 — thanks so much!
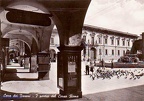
xmin=0 ymin=0 xmax=91 ymax=54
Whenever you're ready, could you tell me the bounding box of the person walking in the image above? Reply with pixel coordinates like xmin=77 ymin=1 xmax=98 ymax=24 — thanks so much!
xmin=101 ymin=59 xmax=105 ymax=68
xmin=90 ymin=61 xmax=94 ymax=75
xmin=111 ymin=59 xmax=114 ymax=69
xmin=94 ymin=60 xmax=97 ymax=66
xmin=85 ymin=60 xmax=90 ymax=75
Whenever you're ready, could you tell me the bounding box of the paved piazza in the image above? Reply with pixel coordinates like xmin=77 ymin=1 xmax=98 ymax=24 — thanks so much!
xmin=1 ymin=62 xmax=144 ymax=100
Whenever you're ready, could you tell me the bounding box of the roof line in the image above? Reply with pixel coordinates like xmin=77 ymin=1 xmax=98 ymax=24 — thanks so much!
xmin=83 ymin=24 xmax=138 ymax=37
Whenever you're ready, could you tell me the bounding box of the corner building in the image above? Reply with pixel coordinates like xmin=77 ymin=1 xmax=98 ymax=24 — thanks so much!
xmin=50 ymin=25 xmax=138 ymax=61
xmin=81 ymin=25 xmax=138 ymax=61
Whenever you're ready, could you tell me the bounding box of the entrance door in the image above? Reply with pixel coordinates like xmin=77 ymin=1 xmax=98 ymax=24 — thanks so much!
xmin=90 ymin=47 xmax=97 ymax=60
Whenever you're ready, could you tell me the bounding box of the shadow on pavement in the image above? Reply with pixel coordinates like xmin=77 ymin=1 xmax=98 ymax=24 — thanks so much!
xmin=1 ymin=85 xmax=144 ymax=101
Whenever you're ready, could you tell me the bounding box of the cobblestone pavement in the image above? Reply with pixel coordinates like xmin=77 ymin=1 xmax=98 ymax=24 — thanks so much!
xmin=1 ymin=62 xmax=144 ymax=101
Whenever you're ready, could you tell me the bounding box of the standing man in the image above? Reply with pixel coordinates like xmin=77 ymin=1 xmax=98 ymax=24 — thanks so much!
xmin=90 ymin=61 xmax=94 ymax=75
xmin=111 ymin=59 xmax=114 ymax=69
xmin=85 ymin=60 xmax=90 ymax=75
xmin=101 ymin=59 xmax=104 ymax=67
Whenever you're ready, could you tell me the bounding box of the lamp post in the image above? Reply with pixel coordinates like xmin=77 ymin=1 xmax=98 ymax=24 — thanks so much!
xmin=87 ymin=40 xmax=90 ymax=61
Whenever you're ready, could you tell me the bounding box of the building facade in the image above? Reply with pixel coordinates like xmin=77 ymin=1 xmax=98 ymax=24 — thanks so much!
xmin=82 ymin=25 xmax=138 ymax=61
xmin=50 ymin=25 xmax=138 ymax=61
xmin=49 ymin=28 xmax=60 ymax=61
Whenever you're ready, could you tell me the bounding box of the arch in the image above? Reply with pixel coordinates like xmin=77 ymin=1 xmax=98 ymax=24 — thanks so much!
xmin=3 ymin=34 xmax=32 ymax=50
xmin=3 ymin=30 xmax=32 ymax=40
xmin=1 ymin=0 xmax=54 ymax=51
xmin=3 ymin=0 xmax=54 ymax=28
xmin=9 ymin=50 xmax=17 ymax=60
xmin=2 ymin=27 xmax=39 ymax=49
xmin=15 ymin=39 xmax=31 ymax=51
xmin=6 ymin=0 xmax=49 ymax=13
xmin=9 ymin=45 xmax=20 ymax=58
xmin=9 ymin=45 xmax=20 ymax=52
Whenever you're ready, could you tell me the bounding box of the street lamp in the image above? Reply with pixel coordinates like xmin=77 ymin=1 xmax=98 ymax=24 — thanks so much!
xmin=87 ymin=40 xmax=90 ymax=61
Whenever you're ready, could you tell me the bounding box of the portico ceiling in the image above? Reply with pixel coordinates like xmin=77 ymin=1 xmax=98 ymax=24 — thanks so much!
xmin=0 ymin=0 xmax=54 ymax=52
xmin=0 ymin=0 xmax=91 ymax=51
xmin=4 ymin=33 xmax=32 ymax=49
xmin=9 ymin=45 xmax=20 ymax=52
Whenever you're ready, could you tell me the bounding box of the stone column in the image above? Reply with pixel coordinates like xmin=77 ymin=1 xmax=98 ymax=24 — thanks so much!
xmin=24 ymin=57 xmax=30 ymax=69
xmin=37 ymin=52 xmax=50 ymax=80
xmin=3 ymin=48 xmax=6 ymax=69
xmin=5 ymin=47 xmax=10 ymax=65
xmin=30 ymin=55 xmax=38 ymax=73
xmin=57 ymin=46 xmax=83 ymax=98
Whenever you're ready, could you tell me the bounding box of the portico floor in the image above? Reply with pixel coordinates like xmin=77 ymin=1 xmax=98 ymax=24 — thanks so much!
xmin=1 ymin=62 xmax=144 ymax=101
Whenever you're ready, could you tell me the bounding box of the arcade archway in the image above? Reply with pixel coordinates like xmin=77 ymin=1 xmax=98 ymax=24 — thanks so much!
xmin=0 ymin=0 xmax=91 ymax=98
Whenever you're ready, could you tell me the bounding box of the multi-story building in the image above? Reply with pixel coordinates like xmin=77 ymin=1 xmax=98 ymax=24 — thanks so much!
xmin=50 ymin=25 xmax=138 ymax=61
xmin=82 ymin=24 xmax=138 ymax=61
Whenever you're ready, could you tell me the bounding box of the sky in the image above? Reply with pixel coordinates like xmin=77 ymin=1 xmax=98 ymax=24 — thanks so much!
xmin=84 ymin=0 xmax=144 ymax=35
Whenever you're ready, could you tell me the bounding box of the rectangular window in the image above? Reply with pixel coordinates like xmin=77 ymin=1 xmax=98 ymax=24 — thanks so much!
xmin=123 ymin=50 xmax=125 ymax=56
xmin=111 ymin=39 xmax=114 ymax=45
xmin=99 ymin=37 xmax=101 ymax=44
xmin=91 ymin=37 xmax=94 ymax=45
xmin=105 ymin=49 xmax=108 ymax=55
xmin=50 ymin=38 xmax=54 ymax=45
xmin=105 ymin=38 xmax=107 ymax=44
xmin=99 ymin=49 xmax=101 ymax=55
xmin=118 ymin=50 xmax=120 ymax=55
xmin=128 ymin=41 xmax=130 ymax=46
xmin=112 ymin=50 xmax=114 ymax=55
xmin=123 ymin=40 xmax=125 ymax=46
xmin=117 ymin=40 xmax=119 ymax=45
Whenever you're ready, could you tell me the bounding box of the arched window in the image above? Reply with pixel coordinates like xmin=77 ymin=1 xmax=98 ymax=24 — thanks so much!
xmin=91 ymin=37 xmax=94 ymax=45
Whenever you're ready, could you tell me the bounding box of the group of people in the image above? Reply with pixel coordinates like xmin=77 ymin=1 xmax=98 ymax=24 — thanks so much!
xmin=85 ymin=60 xmax=95 ymax=75
xmin=85 ymin=59 xmax=105 ymax=75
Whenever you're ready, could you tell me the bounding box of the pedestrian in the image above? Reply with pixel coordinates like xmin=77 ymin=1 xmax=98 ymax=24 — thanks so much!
xmin=101 ymin=59 xmax=105 ymax=68
xmin=85 ymin=60 xmax=90 ymax=75
xmin=94 ymin=60 xmax=97 ymax=66
xmin=111 ymin=59 xmax=114 ymax=69
xmin=90 ymin=61 xmax=94 ymax=75
xmin=20 ymin=59 xmax=23 ymax=67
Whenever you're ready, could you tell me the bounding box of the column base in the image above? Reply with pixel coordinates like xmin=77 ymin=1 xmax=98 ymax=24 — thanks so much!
xmin=59 ymin=89 xmax=82 ymax=98
xmin=38 ymin=71 xmax=50 ymax=80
